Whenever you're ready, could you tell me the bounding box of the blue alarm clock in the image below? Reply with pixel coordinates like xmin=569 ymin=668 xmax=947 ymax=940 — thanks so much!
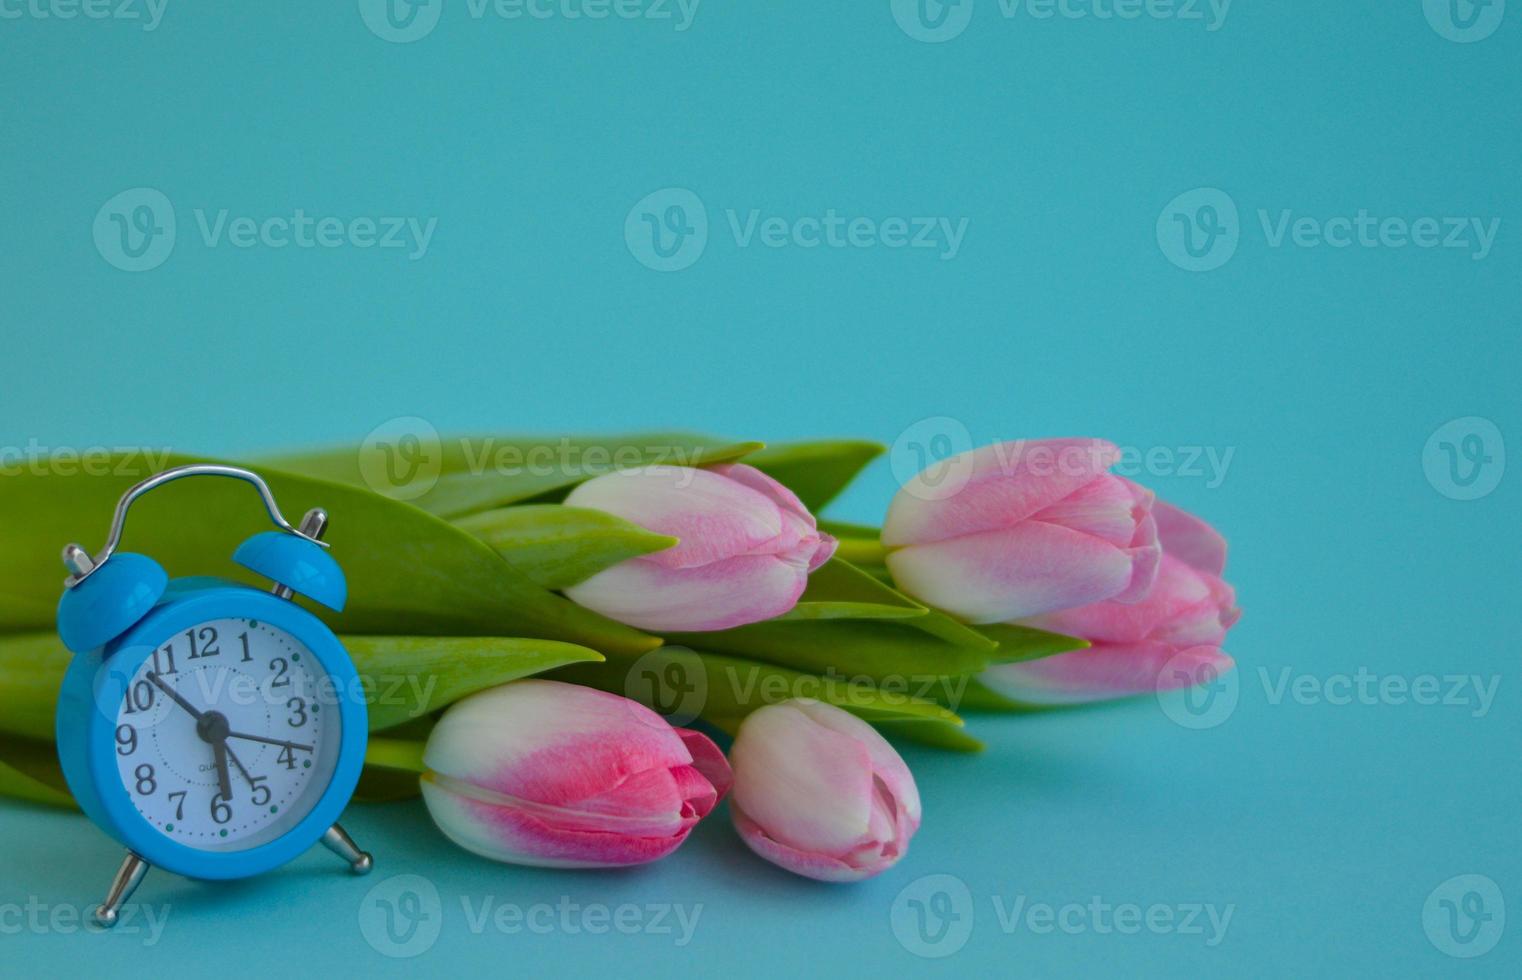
xmin=54 ymin=464 xmax=372 ymax=927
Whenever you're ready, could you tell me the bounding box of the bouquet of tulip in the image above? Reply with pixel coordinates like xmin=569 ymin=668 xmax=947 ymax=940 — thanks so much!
xmin=0 ymin=433 xmax=1238 ymax=881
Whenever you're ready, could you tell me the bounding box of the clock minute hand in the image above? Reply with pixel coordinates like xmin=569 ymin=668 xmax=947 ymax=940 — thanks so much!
xmin=226 ymin=730 xmax=313 ymax=753
xmin=145 ymin=671 xmax=204 ymax=720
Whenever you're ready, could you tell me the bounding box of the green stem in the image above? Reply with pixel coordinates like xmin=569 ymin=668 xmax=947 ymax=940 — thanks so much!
xmin=365 ymin=737 xmax=428 ymax=774
xmin=832 ymin=536 xmax=889 ymax=565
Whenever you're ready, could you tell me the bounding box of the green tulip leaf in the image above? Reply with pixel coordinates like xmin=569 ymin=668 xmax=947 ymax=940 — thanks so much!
xmin=353 ymin=766 xmax=422 ymax=803
xmin=347 ymin=635 xmax=604 ymax=731
xmin=951 ymin=678 xmax=1053 ymax=712
xmin=742 ymin=440 xmax=884 ymax=512
xmin=0 ymin=633 xmax=67 ymax=740
xmin=774 ymin=557 xmax=927 ymax=622
xmin=453 ymin=505 xmax=677 ymax=590
xmin=554 ymin=647 xmax=965 ymax=732
xmin=0 ymin=453 xmax=656 ymax=656
xmin=817 ymin=519 xmax=884 ymax=541
xmin=268 ymin=434 xmax=765 ymax=519
xmin=976 ymin=623 xmax=1090 ymax=664
xmin=675 ymin=618 xmax=997 ymax=682
xmin=672 ymin=559 xmax=997 ymax=682
xmin=781 ymin=559 xmax=995 ymax=650
xmin=0 ymin=737 xmax=75 ymax=809
xmin=874 ymin=719 xmax=986 ymax=753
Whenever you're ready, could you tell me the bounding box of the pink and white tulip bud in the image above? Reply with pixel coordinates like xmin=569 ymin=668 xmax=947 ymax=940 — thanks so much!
xmin=979 ymin=500 xmax=1239 ymax=705
xmin=563 ymin=464 xmax=837 ymax=632
xmin=420 ymin=680 xmax=732 ymax=868
xmin=729 ymin=700 xmax=920 ymax=882
xmin=882 ymin=438 xmax=1160 ymax=623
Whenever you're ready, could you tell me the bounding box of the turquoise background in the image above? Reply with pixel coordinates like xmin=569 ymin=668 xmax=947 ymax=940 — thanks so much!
xmin=2 ymin=1 xmax=1519 ymax=975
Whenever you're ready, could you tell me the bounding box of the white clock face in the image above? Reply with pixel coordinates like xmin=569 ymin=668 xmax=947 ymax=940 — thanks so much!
xmin=112 ymin=617 xmax=343 ymax=851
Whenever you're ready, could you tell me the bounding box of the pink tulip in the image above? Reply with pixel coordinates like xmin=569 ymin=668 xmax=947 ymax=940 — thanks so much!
xmin=419 ymin=680 xmax=732 ymax=868
xmin=882 ymin=438 xmax=1160 ymax=623
xmin=729 ymin=700 xmax=920 ymax=882
xmin=979 ymin=500 xmax=1239 ymax=705
xmin=563 ymin=464 xmax=837 ymax=632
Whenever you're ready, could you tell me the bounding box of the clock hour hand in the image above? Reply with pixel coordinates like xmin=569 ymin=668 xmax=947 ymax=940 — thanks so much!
xmin=145 ymin=671 xmax=204 ymax=720
xmin=225 ymin=729 xmax=313 ymax=753
xmin=211 ymin=739 xmax=233 ymax=801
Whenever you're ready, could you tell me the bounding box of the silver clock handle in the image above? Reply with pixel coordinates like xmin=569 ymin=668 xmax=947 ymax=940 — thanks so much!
xmin=62 ymin=463 xmax=328 ymax=588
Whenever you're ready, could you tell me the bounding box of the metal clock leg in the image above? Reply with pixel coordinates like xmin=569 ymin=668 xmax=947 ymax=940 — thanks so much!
xmin=320 ymin=823 xmax=373 ymax=874
xmin=94 ymin=851 xmax=150 ymax=928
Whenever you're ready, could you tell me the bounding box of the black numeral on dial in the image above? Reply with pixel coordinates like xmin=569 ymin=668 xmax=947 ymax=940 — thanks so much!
xmin=116 ymin=724 xmax=137 ymax=756
xmin=186 ymin=626 xmax=220 ymax=659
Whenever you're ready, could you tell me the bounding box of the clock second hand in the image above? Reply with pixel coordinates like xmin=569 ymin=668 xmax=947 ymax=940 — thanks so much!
xmin=224 ymin=742 xmax=258 ymax=791
xmin=226 ymin=729 xmax=313 ymax=753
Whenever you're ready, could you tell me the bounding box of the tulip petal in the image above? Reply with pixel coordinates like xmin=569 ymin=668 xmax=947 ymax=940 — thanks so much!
xmin=979 ymin=642 xmax=1234 ymax=705
xmin=1024 ymin=553 xmax=1232 ymax=646
xmin=1031 ymin=474 xmax=1149 ymax=547
xmin=728 ymin=701 xmax=917 ymax=883
xmin=421 ymin=774 xmax=693 ymax=869
xmin=676 ymin=728 xmax=733 ymax=802
xmin=732 ymin=804 xmax=886 ymax=883
xmin=885 ymin=521 xmax=1139 ymax=623
xmin=423 ymin=681 xmax=693 ymax=807
xmin=787 ymin=700 xmax=921 ymax=825
xmin=709 ymin=463 xmax=815 ymax=526
xmin=730 ymin=706 xmax=877 ymax=857
xmin=564 ymin=553 xmax=809 ymax=632
xmin=566 ymin=466 xmax=784 ymax=570
xmin=883 ymin=438 xmax=1120 ymax=547
xmin=1153 ymin=499 xmax=1229 ymax=576
xmin=1108 ymin=510 xmax=1161 ymax=604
